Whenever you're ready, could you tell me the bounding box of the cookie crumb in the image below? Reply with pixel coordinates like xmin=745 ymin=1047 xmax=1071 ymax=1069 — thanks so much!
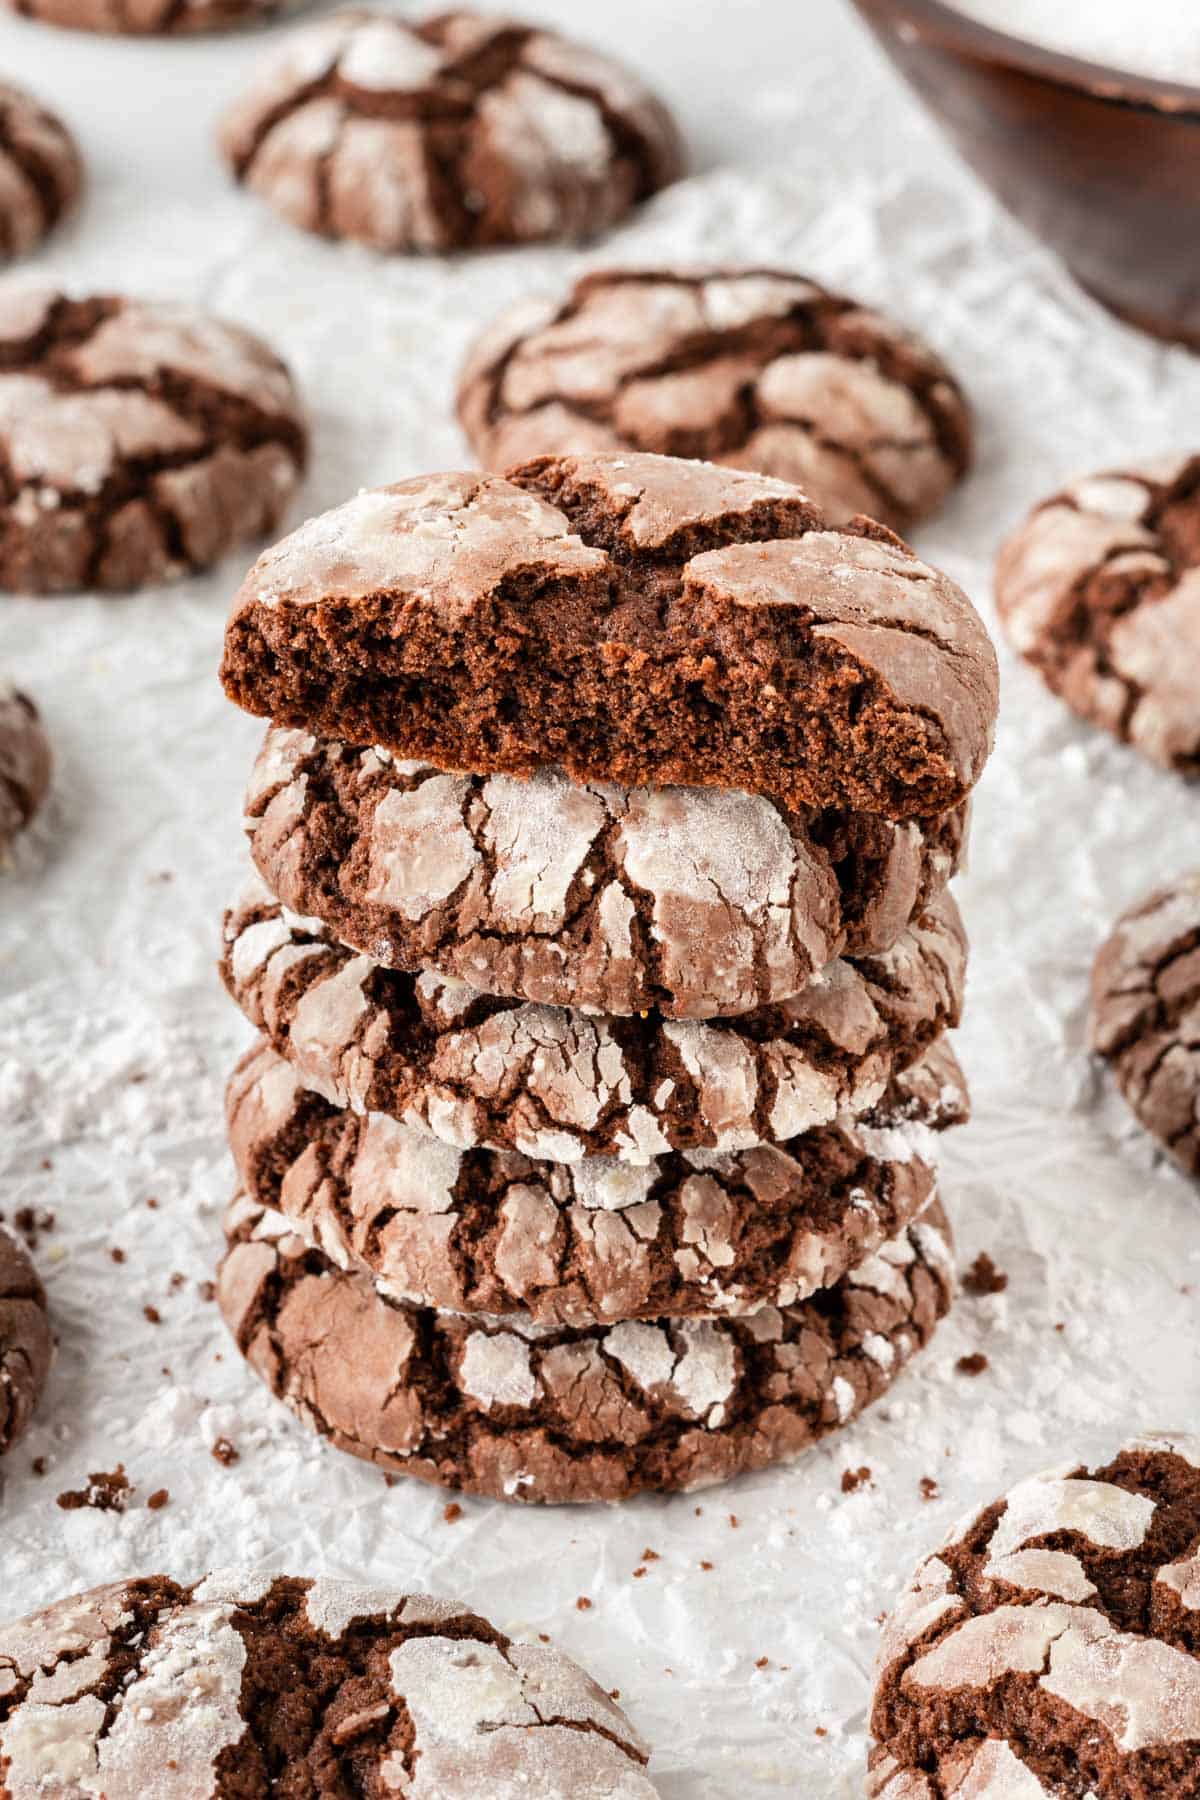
xmin=31 ymin=1456 xmax=46 ymax=1476
xmin=198 ymin=1280 xmax=216 ymax=1302
xmin=143 ymin=1305 xmax=162 ymax=1325
xmin=109 ymin=1248 xmax=126 ymax=1264
xmin=815 ymin=1726 xmax=827 ymax=1739
xmin=841 ymin=1465 xmax=872 ymax=1494
xmin=755 ymin=1656 xmax=769 ymax=1669
xmin=14 ymin=1207 xmax=54 ymax=1249
xmin=633 ymin=1567 xmax=647 ymax=1579
xmin=57 ymin=1466 xmax=131 ymax=1512
xmin=728 ymin=1513 xmax=740 ymax=1528
xmin=146 ymin=1488 xmax=169 ymax=1511
xmin=919 ymin=1476 xmax=940 ymax=1501
xmin=211 ymin=1437 xmax=239 ymax=1467
xmin=699 ymin=1560 xmax=714 ymax=1571
xmin=641 ymin=1547 xmax=660 ymax=1562
xmin=575 ymin=1596 xmax=592 ymax=1612
xmin=963 ymin=1252 xmax=1008 ymax=1296
xmin=956 ymin=1352 xmax=989 ymax=1376
xmin=146 ymin=1197 xmax=160 ymax=1210
xmin=442 ymin=1502 xmax=463 ymax=1524
xmin=168 ymin=1272 xmax=186 ymax=1292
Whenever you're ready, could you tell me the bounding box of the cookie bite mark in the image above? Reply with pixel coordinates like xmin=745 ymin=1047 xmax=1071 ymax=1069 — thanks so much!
xmin=217 ymin=9 xmax=684 ymax=253
xmin=458 ymin=266 xmax=971 ymax=533
xmin=220 ymin=454 xmax=998 ymax=820
xmin=869 ymin=1434 xmax=1200 ymax=1797
xmin=218 ymin=1192 xmax=956 ymax=1503
xmin=0 ymin=288 xmax=308 ymax=594
xmin=226 ymin=1034 xmax=967 ymax=1325
xmin=242 ymin=725 xmax=968 ymax=1019
xmin=1090 ymin=870 xmax=1200 ymax=1177
xmin=996 ymin=452 xmax=1200 ymax=775
xmin=220 ymin=875 xmax=967 ymax=1162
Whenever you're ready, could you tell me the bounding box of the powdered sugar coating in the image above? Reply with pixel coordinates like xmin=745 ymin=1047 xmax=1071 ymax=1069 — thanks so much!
xmin=244 ymin=726 xmax=966 ymax=1018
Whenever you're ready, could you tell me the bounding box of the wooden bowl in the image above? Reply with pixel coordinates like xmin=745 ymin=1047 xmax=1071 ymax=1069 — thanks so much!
xmin=850 ymin=0 xmax=1200 ymax=348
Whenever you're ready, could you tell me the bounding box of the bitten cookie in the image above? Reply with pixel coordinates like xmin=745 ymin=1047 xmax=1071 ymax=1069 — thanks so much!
xmin=226 ymin=1035 xmax=968 ymax=1325
xmin=0 ymin=83 xmax=82 ymax=256
xmin=221 ymin=876 xmax=967 ymax=1163
xmin=1090 ymin=871 xmax=1200 ymax=1177
xmin=458 ymin=268 xmax=971 ymax=533
xmin=0 ymin=1224 xmax=52 ymax=1453
xmin=221 ymin=454 xmax=999 ymax=820
xmin=0 ymin=1572 xmax=658 ymax=1795
xmin=244 ymin=725 xmax=968 ymax=1020
xmin=7 ymin=0 xmax=297 ymax=34
xmin=220 ymin=1191 xmax=956 ymax=1504
xmin=218 ymin=9 xmax=684 ymax=252
xmin=868 ymin=1433 xmax=1200 ymax=1797
xmin=0 ymin=684 xmax=52 ymax=855
xmin=996 ymin=453 xmax=1200 ymax=774
xmin=0 ymin=288 xmax=307 ymax=594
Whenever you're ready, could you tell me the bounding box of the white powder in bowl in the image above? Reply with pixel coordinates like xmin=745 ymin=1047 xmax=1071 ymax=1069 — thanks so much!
xmin=948 ymin=1 xmax=1200 ymax=86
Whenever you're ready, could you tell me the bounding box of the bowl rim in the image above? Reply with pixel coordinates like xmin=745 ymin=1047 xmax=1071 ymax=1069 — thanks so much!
xmin=853 ymin=0 xmax=1200 ymax=111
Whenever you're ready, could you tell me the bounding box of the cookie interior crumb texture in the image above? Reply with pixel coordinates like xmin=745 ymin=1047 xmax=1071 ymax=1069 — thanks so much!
xmin=1090 ymin=869 xmax=1200 ymax=1177
xmin=218 ymin=9 xmax=685 ymax=252
xmin=457 ymin=266 xmax=971 ymax=533
xmin=220 ymin=453 xmax=999 ymax=820
xmin=0 ymin=1572 xmax=659 ymax=1794
xmin=0 ymin=288 xmax=308 ymax=594
xmin=868 ymin=1433 xmax=1200 ymax=1797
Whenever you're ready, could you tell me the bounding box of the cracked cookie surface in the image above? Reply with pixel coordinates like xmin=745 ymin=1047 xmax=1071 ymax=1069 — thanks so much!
xmin=0 ymin=82 xmax=81 ymax=256
xmin=1090 ymin=871 xmax=1200 ymax=1178
xmin=0 ymin=288 xmax=307 ymax=593
xmin=218 ymin=8 xmax=684 ymax=252
xmin=0 ymin=683 xmax=52 ymax=854
xmin=996 ymin=453 xmax=1200 ymax=775
xmin=220 ymin=453 xmax=998 ymax=820
xmin=221 ymin=874 xmax=967 ymax=1163
xmin=0 ymin=1570 xmax=657 ymax=1795
xmin=458 ymin=267 xmax=971 ymax=533
xmin=868 ymin=1433 xmax=1200 ymax=1798
xmin=0 ymin=1223 xmax=51 ymax=1454
xmin=227 ymin=1035 xmax=967 ymax=1325
xmin=8 ymin=0 xmax=298 ymax=35
xmin=219 ymin=1191 xmax=955 ymax=1504
xmin=244 ymin=725 xmax=968 ymax=1020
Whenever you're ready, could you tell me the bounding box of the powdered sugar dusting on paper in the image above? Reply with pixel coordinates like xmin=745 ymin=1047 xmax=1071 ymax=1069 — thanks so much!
xmin=2 ymin=5 xmax=1200 ymax=1797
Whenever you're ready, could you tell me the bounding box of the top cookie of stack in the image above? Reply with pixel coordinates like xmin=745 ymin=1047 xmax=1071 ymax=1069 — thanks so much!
xmin=215 ymin=451 xmax=996 ymax=1503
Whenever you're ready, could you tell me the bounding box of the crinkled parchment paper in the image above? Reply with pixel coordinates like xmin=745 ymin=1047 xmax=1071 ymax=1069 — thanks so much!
xmin=1 ymin=4 xmax=1198 ymax=1794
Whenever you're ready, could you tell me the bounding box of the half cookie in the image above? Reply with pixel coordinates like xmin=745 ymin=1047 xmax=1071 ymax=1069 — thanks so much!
xmin=0 ymin=684 xmax=52 ymax=855
xmin=868 ymin=1433 xmax=1200 ymax=1798
xmin=221 ymin=876 xmax=967 ymax=1162
xmin=220 ymin=1192 xmax=956 ymax=1504
xmin=220 ymin=454 xmax=999 ymax=820
xmin=227 ymin=1035 xmax=968 ymax=1324
xmin=996 ymin=452 xmax=1200 ymax=775
xmin=218 ymin=9 xmax=684 ymax=251
xmin=0 ymin=289 xmax=307 ymax=593
xmin=244 ymin=725 xmax=968 ymax=1019
xmin=0 ymin=1573 xmax=658 ymax=1794
xmin=0 ymin=82 xmax=82 ymax=256
xmin=458 ymin=267 xmax=971 ymax=533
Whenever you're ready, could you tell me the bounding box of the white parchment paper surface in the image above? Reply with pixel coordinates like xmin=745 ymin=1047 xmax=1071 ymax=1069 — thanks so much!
xmin=1 ymin=2 xmax=1199 ymax=1793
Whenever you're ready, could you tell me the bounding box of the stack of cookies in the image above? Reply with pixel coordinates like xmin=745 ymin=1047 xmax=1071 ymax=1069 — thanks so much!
xmin=216 ymin=451 xmax=998 ymax=1505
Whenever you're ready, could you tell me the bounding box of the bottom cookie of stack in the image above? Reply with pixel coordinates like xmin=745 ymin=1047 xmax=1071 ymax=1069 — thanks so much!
xmin=218 ymin=1193 xmax=956 ymax=1505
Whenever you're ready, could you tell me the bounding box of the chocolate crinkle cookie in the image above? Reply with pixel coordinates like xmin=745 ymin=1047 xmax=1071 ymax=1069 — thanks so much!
xmin=458 ymin=267 xmax=971 ymax=533
xmin=0 ymin=1572 xmax=659 ymax=1795
xmin=0 ymin=288 xmax=307 ymax=594
xmin=226 ymin=1035 xmax=968 ymax=1325
xmin=217 ymin=9 xmax=685 ymax=252
xmin=1090 ymin=871 xmax=1200 ymax=1177
xmin=0 ymin=683 xmax=51 ymax=855
xmin=220 ymin=453 xmax=998 ymax=820
xmin=221 ymin=874 xmax=967 ymax=1163
xmin=7 ymin=0 xmax=298 ymax=35
xmin=243 ymin=724 xmax=968 ymax=1020
xmin=0 ymin=1223 xmax=52 ymax=1453
xmin=996 ymin=452 xmax=1200 ymax=775
xmin=868 ymin=1433 xmax=1200 ymax=1797
xmin=0 ymin=82 xmax=81 ymax=256
xmin=219 ymin=1191 xmax=955 ymax=1504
